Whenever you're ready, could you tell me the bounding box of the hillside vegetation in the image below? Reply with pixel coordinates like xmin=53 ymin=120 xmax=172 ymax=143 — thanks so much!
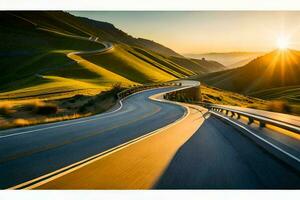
xmin=0 ymin=11 xmax=232 ymax=128
xmin=0 ymin=11 xmax=227 ymax=99
xmin=198 ymin=49 xmax=300 ymax=114
xmin=0 ymin=11 xmax=201 ymax=99
xmin=199 ymin=50 xmax=300 ymax=93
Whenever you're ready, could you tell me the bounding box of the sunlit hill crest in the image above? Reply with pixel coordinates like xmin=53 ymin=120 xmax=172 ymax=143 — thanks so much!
xmin=200 ymin=48 xmax=300 ymax=94
xmin=245 ymin=48 xmax=300 ymax=87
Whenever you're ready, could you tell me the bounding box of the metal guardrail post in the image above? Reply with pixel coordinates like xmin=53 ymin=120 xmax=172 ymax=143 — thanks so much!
xmin=230 ymin=111 xmax=235 ymax=118
xmin=248 ymin=117 xmax=254 ymax=125
xmin=259 ymin=121 xmax=266 ymax=128
xmin=208 ymin=105 xmax=300 ymax=135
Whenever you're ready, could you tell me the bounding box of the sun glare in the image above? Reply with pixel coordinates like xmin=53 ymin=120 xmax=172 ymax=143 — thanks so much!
xmin=276 ymin=36 xmax=289 ymax=50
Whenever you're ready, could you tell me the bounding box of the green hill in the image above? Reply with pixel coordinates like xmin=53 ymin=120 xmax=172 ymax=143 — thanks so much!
xmin=5 ymin=11 xmax=182 ymax=58
xmin=198 ymin=49 xmax=300 ymax=105
xmin=0 ymin=11 xmax=204 ymax=99
xmin=0 ymin=11 xmax=230 ymax=101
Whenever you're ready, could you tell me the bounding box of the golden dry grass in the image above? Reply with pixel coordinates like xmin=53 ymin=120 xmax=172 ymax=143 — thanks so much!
xmin=201 ymin=84 xmax=268 ymax=109
xmin=0 ymin=85 xmax=122 ymax=130
xmin=2 ymin=113 xmax=91 ymax=129
xmin=0 ymin=101 xmax=15 ymax=116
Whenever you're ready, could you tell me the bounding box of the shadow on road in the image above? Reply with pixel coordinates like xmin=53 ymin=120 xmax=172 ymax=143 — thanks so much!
xmin=154 ymin=116 xmax=300 ymax=189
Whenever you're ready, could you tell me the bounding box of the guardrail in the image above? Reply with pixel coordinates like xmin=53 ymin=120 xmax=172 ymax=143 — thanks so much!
xmin=203 ymin=104 xmax=300 ymax=134
xmin=117 ymin=81 xmax=182 ymax=100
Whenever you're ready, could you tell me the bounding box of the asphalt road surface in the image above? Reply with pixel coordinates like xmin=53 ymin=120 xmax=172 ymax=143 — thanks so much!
xmin=35 ymin=114 xmax=300 ymax=189
xmin=0 ymin=87 xmax=185 ymax=189
xmin=155 ymin=115 xmax=300 ymax=189
xmin=1 ymin=83 xmax=300 ymax=189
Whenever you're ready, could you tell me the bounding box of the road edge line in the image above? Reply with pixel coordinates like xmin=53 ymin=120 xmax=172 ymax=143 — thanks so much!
xmin=0 ymin=86 xmax=176 ymax=139
xmin=211 ymin=111 xmax=300 ymax=172
xmin=8 ymin=86 xmax=195 ymax=189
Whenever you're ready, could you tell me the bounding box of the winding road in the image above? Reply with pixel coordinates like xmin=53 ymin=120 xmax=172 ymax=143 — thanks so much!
xmin=1 ymin=16 xmax=299 ymax=190
xmin=0 ymin=80 xmax=300 ymax=189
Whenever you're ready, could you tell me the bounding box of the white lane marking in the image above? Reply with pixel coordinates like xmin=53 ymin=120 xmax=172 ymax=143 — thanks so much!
xmin=8 ymin=82 xmax=200 ymax=189
xmin=9 ymin=97 xmax=192 ymax=189
xmin=211 ymin=111 xmax=300 ymax=163
xmin=0 ymin=83 xmax=197 ymax=139
xmin=0 ymin=101 xmax=123 ymax=139
xmin=0 ymin=88 xmax=149 ymax=139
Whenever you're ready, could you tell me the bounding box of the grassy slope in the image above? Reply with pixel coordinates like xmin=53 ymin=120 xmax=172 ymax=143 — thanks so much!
xmin=199 ymin=50 xmax=300 ymax=93
xmin=82 ymin=45 xmax=176 ymax=83
xmin=3 ymin=11 xmax=238 ymax=101
xmin=168 ymin=56 xmax=226 ymax=75
xmin=197 ymin=50 xmax=300 ymax=114
xmin=0 ymin=11 xmax=197 ymax=100
xmin=201 ymin=84 xmax=300 ymax=115
xmin=0 ymin=85 xmax=124 ymax=130
xmin=249 ymin=85 xmax=300 ymax=103
xmin=201 ymin=84 xmax=267 ymax=108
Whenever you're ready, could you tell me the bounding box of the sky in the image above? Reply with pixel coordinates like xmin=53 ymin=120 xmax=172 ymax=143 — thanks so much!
xmin=70 ymin=11 xmax=300 ymax=54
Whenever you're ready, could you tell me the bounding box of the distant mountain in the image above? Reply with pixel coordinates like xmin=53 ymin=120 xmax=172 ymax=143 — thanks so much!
xmin=168 ymin=57 xmax=226 ymax=74
xmin=185 ymin=52 xmax=264 ymax=68
xmin=199 ymin=49 xmax=300 ymax=97
xmin=76 ymin=16 xmax=183 ymax=57
xmin=76 ymin=15 xmax=227 ymax=73
xmin=0 ymin=11 xmax=182 ymax=58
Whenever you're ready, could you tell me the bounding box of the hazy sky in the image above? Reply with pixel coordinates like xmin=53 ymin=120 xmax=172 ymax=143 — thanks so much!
xmin=70 ymin=11 xmax=300 ymax=54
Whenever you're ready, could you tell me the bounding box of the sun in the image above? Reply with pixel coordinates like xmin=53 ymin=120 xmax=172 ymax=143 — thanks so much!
xmin=276 ymin=36 xmax=289 ymax=50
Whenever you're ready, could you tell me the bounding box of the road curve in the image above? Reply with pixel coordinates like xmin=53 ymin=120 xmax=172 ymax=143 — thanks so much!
xmin=1 ymin=80 xmax=300 ymax=189
xmin=34 ymin=103 xmax=206 ymax=189
xmin=155 ymin=115 xmax=300 ymax=189
xmin=0 ymin=82 xmax=196 ymax=189
xmin=22 ymin=106 xmax=300 ymax=189
xmin=67 ymin=41 xmax=113 ymax=57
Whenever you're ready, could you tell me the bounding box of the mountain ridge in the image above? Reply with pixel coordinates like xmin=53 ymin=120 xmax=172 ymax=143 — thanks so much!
xmin=198 ymin=49 xmax=300 ymax=103
xmin=185 ymin=51 xmax=264 ymax=67
xmin=0 ymin=11 xmax=225 ymax=100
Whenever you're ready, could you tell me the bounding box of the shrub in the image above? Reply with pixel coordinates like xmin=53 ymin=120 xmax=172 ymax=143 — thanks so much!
xmin=267 ymin=100 xmax=292 ymax=113
xmin=69 ymin=94 xmax=86 ymax=103
xmin=0 ymin=106 xmax=12 ymax=116
xmin=22 ymin=100 xmax=44 ymax=112
xmin=21 ymin=101 xmax=58 ymax=115
xmin=78 ymin=106 xmax=87 ymax=113
xmin=111 ymin=82 xmax=123 ymax=93
xmin=0 ymin=102 xmax=14 ymax=117
xmin=35 ymin=104 xmax=58 ymax=115
xmin=13 ymin=118 xmax=29 ymax=127
xmin=247 ymin=105 xmax=258 ymax=109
